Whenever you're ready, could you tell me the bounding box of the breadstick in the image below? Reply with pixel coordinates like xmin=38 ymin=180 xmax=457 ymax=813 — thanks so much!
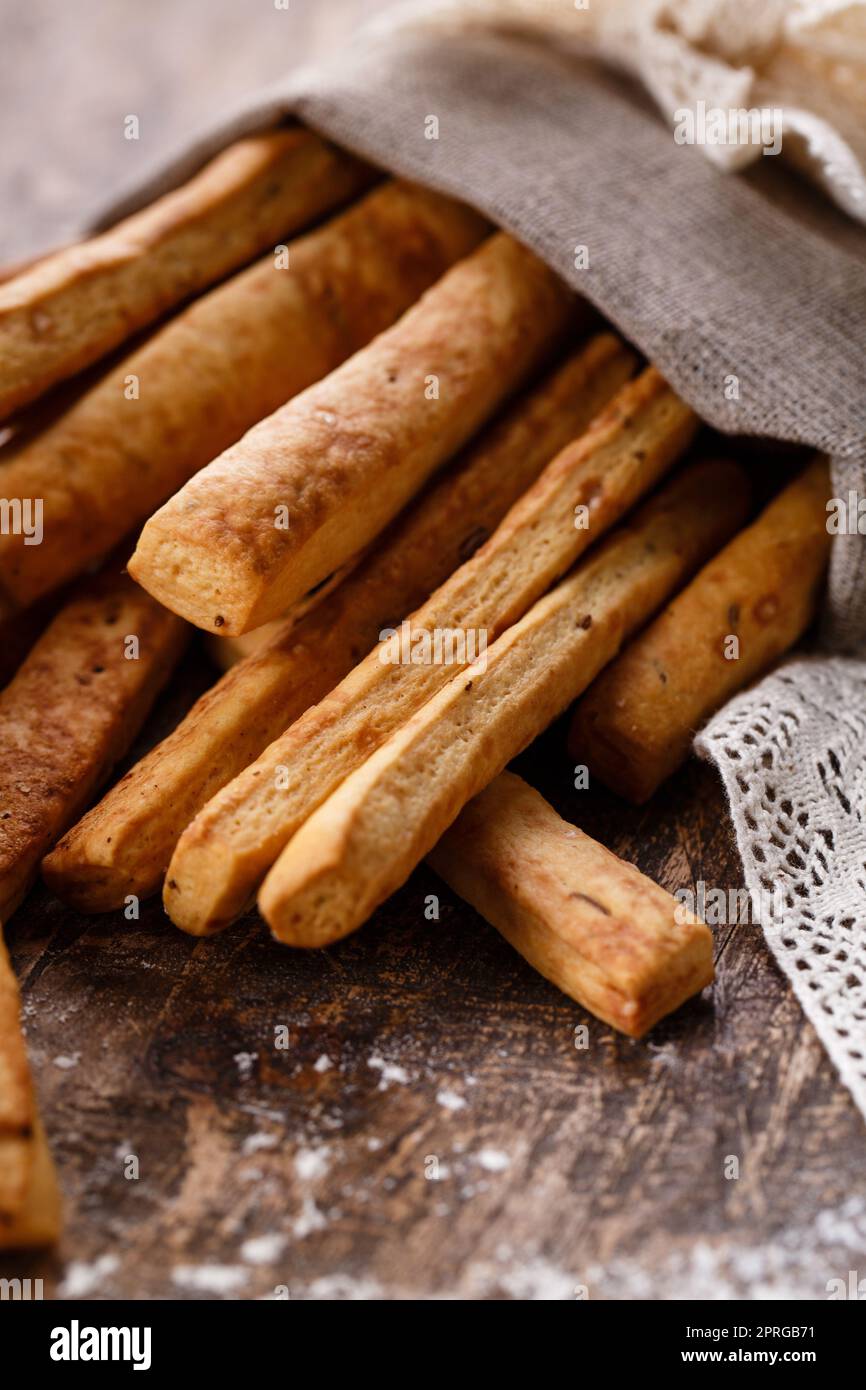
xmin=163 ymin=369 xmax=698 ymax=936
xmin=0 ymin=181 xmax=487 ymax=617
xmin=568 ymin=456 xmax=831 ymax=803
xmin=129 ymin=232 xmax=578 ymax=634
xmin=44 ymin=334 xmax=635 ymax=911
xmin=0 ymin=126 xmax=373 ymax=419
xmin=428 ymin=773 xmax=713 ymax=1037
xmin=0 ymin=936 xmax=34 ymax=1220
xmin=0 ymin=934 xmax=61 ymax=1247
xmin=0 ymin=570 xmax=187 ymax=921
xmin=259 ymin=458 xmax=751 ymax=947
xmin=0 ymin=1119 xmax=61 ymax=1249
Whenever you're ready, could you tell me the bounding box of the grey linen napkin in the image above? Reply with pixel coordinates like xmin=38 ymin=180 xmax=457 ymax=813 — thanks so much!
xmin=93 ymin=22 xmax=866 ymax=1114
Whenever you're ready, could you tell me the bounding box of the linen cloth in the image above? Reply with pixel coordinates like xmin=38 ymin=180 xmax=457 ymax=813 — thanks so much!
xmin=92 ymin=2 xmax=866 ymax=1114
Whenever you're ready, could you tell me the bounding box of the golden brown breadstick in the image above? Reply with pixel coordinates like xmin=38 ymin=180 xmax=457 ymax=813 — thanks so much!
xmin=0 ymin=182 xmax=487 ymax=618
xmin=0 ymin=933 xmax=61 ymax=1247
xmin=0 ymin=935 xmax=34 ymax=1220
xmin=259 ymin=458 xmax=751 ymax=947
xmin=0 ymin=126 xmax=373 ymax=419
xmin=44 ymin=335 xmax=636 ymax=911
xmin=428 ymin=773 xmax=713 ymax=1037
xmin=0 ymin=570 xmax=187 ymax=921
xmin=568 ymin=456 xmax=831 ymax=803
xmin=0 ymin=1120 xmax=61 ymax=1249
xmin=164 ymin=369 xmax=698 ymax=936
xmin=129 ymin=232 xmax=578 ymax=634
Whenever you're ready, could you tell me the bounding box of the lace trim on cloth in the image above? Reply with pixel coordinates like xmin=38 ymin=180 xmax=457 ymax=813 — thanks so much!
xmin=696 ymin=656 xmax=866 ymax=1112
xmin=397 ymin=0 xmax=866 ymax=224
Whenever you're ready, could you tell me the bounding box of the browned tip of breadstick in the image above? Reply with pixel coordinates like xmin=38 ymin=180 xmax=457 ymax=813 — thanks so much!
xmin=0 ymin=126 xmax=375 ymax=421
xmin=129 ymin=231 xmax=576 ymax=635
xmin=569 ymin=454 xmax=831 ymax=804
xmin=429 ymin=773 xmax=713 ymax=1036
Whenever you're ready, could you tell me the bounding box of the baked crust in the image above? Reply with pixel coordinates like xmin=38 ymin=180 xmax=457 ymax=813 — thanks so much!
xmin=45 ymin=337 xmax=634 ymax=912
xmin=429 ymin=773 xmax=713 ymax=1037
xmin=0 ymin=936 xmax=60 ymax=1246
xmin=0 ymin=568 xmax=187 ymax=922
xmin=258 ymin=459 xmax=751 ymax=947
xmin=569 ymin=456 xmax=832 ymax=803
xmin=129 ymin=233 xmax=578 ymax=634
xmin=0 ymin=181 xmax=487 ymax=617
xmin=0 ymin=126 xmax=373 ymax=420
xmin=162 ymin=362 xmax=702 ymax=937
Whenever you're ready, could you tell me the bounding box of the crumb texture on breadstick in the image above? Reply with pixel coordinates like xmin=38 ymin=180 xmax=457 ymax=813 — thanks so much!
xmin=162 ymin=363 xmax=698 ymax=937
xmin=0 ymin=571 xmax=187 ymax=921
xmin=429 ymin=773 xmax=713 ymax=1037
xmin=45 ymin=335 xmax=635 ymax=913
xmin=259 ymin=457 xmax=752 ymax=947
xmin=129 ymin=232 xmax=578 ymax=634
xmin=0 ymin=126 xmax=374 ymax=420
xmin=0 ymin=182 xmax=487 ymax=618
xmin=569 ymin=455 xmax=832 ymax=803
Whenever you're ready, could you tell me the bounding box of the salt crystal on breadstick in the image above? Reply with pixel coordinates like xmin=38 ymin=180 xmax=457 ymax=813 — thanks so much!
xmin=428 ymin=773 xmax=713 ymax=1038
xmin=258 ymin=456 xmax=752 ymax=947
xmin=568 ymin=455 xmax=831 ymax=803
xmin=129 ymin=232 xmax=578 ymax=634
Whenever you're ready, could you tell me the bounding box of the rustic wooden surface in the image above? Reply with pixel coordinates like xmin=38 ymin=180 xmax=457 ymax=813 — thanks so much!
xmin=3 ymin=0 xmax=865 ymax=1301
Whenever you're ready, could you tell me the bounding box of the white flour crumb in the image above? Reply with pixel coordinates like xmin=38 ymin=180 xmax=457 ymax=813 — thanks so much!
xmin=366 ymin=1136 xmax=383 ymax=1151
xmin=173 ymin=1264 xmax=248 ymax=1294
xmin=234 ymin=1051 xmax=257 ymax=1081
xmin=240 ymin=1166 xmax=264 ymax=1182
xmin=476 ymin=1148 xmax=510 ymax=1172
xmin=304 ymin=1274 xmax=382 ymax=1300
xmin=436 ymin=1089 xmax=466 ymax=1112
xmin=53 ymin=1053 xmax=80 ymax=1070
xmin=241 ymin=1233 xmax=287 ymax=1265
xmin=295 ymin=1146 xmax=331 ymax=1182
xmin=293 ymin=1196 xmax=327 ymax=1239
xmin=59 ymin=1254 xmax=119 ymax=1297
xmin=313 ymin=1053 xmax=333 ymax=1072
xmin=242 ymin=1131 xmax=278 ymax=1156
xmin=498 ymin=1257 xmax=576 ymax=1300
xmin=367 ymin=1054 xmax=410 ymax=1088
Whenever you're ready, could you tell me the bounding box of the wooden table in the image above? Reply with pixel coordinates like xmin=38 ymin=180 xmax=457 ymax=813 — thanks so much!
xmin=3 ymin=0 xmax=864 ymax=1301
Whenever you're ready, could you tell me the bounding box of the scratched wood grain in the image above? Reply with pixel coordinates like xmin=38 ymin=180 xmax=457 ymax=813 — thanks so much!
xmin=2 ymin=0 xmax=864 ymax=1301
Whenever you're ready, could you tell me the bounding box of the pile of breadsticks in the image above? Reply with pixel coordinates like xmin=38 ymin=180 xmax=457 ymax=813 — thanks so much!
xmin=0 ymin=125 xmax=831 ymax=1245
